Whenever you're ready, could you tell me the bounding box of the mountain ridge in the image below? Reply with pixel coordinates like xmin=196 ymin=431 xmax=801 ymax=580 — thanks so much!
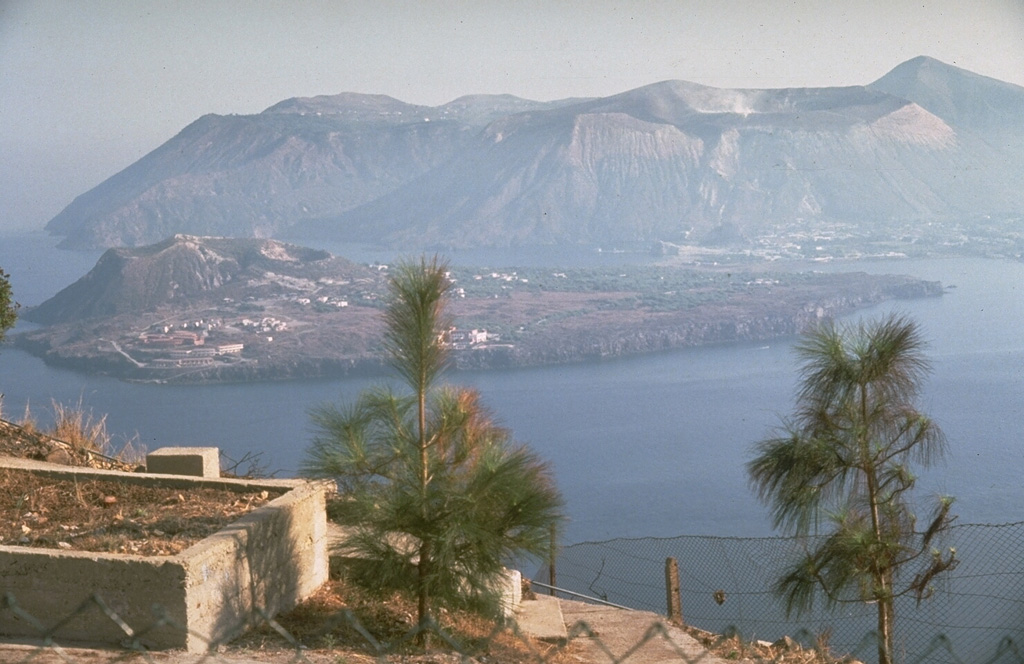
xmin=44 ymin=57 xmax=1024 ymax=251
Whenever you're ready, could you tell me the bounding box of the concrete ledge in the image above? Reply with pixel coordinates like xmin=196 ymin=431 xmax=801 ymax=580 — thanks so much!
xmin=146 ymin=447 xmax=220 ymax=477
xmin=0 ymin=455 xmax=303 ymax=492
xmin=0 ymin=457 xmax=334 ymax=652
xmin=515 ymin=594 xmax=567 ymax=644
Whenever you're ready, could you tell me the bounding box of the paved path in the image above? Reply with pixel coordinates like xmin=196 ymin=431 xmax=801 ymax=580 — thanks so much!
xmin=558 ymin=599 xmax=730 ymax=664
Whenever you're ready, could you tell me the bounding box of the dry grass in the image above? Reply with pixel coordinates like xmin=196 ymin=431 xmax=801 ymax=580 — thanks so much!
xmin=16 ymin=398 xmax=146 ymax=465
xmin=50 ymin=399 xmax=110 ymax=451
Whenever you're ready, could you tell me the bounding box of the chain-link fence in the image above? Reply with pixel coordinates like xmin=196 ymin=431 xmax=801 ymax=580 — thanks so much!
xmin=547 ymin=521 xmax=1024 ymax=664
xmin=2 ymin=524 xmax=1023 ymax=664
xmin=0 ymin=588 xmax=724 ymax=664
xmin=1 ymin=580 xmax=1024 ymax=664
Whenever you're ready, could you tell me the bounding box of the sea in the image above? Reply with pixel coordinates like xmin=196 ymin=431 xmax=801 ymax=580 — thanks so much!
xmin=0 ymin=230 xmax=1022 ymax=546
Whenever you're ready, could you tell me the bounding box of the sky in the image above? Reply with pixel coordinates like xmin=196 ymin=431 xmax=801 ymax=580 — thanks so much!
xmin=1 ymin=0 xmax=1023 ymax=234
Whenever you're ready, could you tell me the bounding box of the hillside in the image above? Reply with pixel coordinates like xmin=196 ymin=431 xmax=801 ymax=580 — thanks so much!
xmin=24 ymin=235 xmax=355 ymax=325
xmin=44 ymin=57 xmax=1024 ymax=253
xmin=44 ymin=94 xmax=581 ymax=249
xmin=16 ymin=236 xmax=943 ymax=384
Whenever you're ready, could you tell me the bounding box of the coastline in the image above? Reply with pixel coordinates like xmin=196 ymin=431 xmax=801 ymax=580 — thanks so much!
xmin=12 ymin=276 xmax=942 ymax=385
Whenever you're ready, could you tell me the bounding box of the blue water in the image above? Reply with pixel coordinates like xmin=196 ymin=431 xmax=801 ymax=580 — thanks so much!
xmin=1 ymin=231 xmax=1022 ymax=545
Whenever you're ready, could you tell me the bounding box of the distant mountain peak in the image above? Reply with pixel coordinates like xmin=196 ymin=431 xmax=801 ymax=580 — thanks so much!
xmin=44 ymin=58 xmax=1024 ymax=251
xmin=877 ymin=55 xmax=975 ymax=81
xmin=262 ymin=91 xmax=427 ymax=117
xmin=443 ymin=93 xmax=535 ymax=106
xmin=871 ymin=56 xmax=980 ymax=96
xmin=869 ymin=55 xmax=1024 ymax=129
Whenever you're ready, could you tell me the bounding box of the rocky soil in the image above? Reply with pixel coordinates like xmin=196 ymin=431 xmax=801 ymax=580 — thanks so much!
xmin=0 ymin=469 xmax=281 ymax=555
xmin=0 ymin=418 xmax=283 ymax=555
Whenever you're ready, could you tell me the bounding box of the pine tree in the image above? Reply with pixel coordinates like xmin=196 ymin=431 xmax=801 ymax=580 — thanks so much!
xmin=303 ymin=256 xmax=563 ymax=635
xmin=748 ymin=314 xmax=957 ymax=664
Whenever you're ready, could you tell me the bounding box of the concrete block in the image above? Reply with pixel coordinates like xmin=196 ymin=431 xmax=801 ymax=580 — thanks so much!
xmin=0 ymin=459 xmax=334 ymax=651
xmin=147 ymin=446 xmax=220 ymax=477
xmin=498 ymin=568 xmax=522 ymax=619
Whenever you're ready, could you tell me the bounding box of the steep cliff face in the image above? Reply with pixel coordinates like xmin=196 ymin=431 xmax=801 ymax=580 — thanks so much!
xmin=24 ymin=235 xmax=338 ymax=324
xmin=329 ymin=75 xmax=997 ymax=249
xmin=45 ymin=58 xmax=1024 ymax=251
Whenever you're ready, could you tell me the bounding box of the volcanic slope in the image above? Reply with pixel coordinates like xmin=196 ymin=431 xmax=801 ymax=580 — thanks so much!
xmin=24 ymin=235 xmax=362 ymax=325
xmin=45 ymin=57 xmax=1024 ymax=252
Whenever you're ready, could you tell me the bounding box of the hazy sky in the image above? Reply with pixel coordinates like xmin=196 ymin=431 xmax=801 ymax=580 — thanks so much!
xmin=2 ymin=0 xmax=1023 ymax=233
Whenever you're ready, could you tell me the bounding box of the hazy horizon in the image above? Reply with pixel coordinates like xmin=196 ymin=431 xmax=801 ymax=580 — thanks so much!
xmin=2 ymin=0 xmax=1023 ymax=235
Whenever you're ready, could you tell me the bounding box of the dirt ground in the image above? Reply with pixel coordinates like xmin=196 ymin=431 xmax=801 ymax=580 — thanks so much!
xmin=0 ymin=469 xmax=282 ymax=555
xmin=0 ymin=417 xmax=284 ymax=555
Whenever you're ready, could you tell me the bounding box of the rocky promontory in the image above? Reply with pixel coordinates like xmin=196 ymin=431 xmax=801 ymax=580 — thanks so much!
xmin=15 ymin=236 xmax=943 ymax=383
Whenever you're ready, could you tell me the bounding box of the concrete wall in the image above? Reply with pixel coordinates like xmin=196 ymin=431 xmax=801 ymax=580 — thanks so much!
xmin=0 ymin=459 xmax=333 ymax=651
xmin=181 ymin=480 xmax=331 ymax=650
xmin=0 ymin=549 xmax=188 ymax=648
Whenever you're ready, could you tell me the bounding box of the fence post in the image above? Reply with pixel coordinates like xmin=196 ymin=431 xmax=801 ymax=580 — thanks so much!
xmin=549 ymin=524 xmax=557 ymax=596
xmin=665 ymin=557 xmax=683 ymax=625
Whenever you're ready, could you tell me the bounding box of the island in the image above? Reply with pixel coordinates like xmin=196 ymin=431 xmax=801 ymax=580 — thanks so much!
xmin=15 ymin=235 xmax=943 ymax=384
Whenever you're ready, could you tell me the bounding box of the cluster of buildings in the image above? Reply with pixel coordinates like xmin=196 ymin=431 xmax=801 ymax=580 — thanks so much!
xmin=140 ymin=329 xmax=207 ymax=347
xmin=239 ymin=317 xmax=288 ymax=333
xmin=293 ymin=295 xmax=349 ymax=307
xmin=472 ymin=271 xmax=529 ymax=284
xmin=441 ymin=327 xmax=491 ymax=350
xmin=136 ymin=323 xmax=244 ymax=368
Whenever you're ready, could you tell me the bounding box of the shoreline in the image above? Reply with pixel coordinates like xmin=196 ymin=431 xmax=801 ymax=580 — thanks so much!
xmin=12 ymin=281 xmax=943 ymax=385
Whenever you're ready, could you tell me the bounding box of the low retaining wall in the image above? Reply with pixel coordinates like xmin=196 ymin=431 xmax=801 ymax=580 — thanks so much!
xmin=0 ymin=458 xmax=333 ymax=651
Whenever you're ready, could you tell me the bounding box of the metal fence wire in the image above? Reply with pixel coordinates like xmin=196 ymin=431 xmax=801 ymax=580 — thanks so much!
xmin=0 ymin=589 xmax=728 ymax=664
xmin=0 ymin=578 xmax=1022 ymax=664
xmin=1 ymin=523 xmax=1023 ymax=664
xmin=2 ymin=591 xmax=1024 ymax=664
xmin=2 ymin=590 xmax=556 ymax=664
xmin=548 ymin=521 xmax=1024 ymax=664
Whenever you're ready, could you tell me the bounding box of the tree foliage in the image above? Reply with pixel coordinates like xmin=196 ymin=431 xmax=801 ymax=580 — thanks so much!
xmin=303 ymin=256 xmax=563 ymax=630
xmin=748 ymin=314 xmax=957 ymax=664
xmin=0 ymin=267 xmax=17 ymax=343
